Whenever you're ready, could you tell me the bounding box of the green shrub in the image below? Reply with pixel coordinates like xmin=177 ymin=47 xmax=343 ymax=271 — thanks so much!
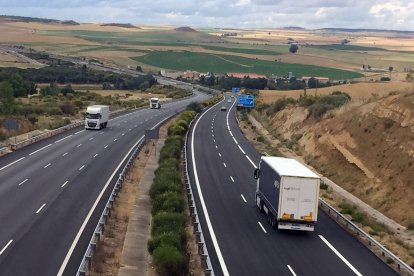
xmin=339 ymin=202 xmax=355 ymax=215
xmin=187 ymin=102 xmax=203 ymax=113
xmin=152 ymin=212 xmax=185 ymax=236
xmin=151 ymin=191 xmax=184 ymax=215
xmin=148 ymin=231 xmax=186 ymax=254
xmin=266 ymin=97 xmax=296 ymax=115
xmin=158 ymin=158 xmax=179 ymax=171
xmin=320 ymin=181 xmax=328 ymax=190
xmin=150 ymin=172 xmax=181 ymax=199
xmin=27 ymin=114 xmax=38 ymax=125
xmin=153 ymin=245 xmax=185 ymax=276
xmin=351 ymin=212 xmax=365 ymax=223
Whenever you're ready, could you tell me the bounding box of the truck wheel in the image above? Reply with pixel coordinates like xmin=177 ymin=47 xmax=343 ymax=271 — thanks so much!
xmin=104 ymin=122 xmax=107 ymax=128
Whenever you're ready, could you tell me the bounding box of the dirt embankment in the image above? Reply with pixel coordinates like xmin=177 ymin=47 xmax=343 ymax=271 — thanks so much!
xmin=257 ymin=87 xmax=414 ymax=227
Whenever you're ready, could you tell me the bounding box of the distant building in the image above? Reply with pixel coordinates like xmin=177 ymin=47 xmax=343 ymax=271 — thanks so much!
xmin=160 ymin=70 xmax=182 ymax=79
xmin=227 ymin=72 xmax=268 ymax=79
xmin=182 ymin=70 xmax=201 ymax=80
xmin=302 ymin=76 xmax=330 ymax=84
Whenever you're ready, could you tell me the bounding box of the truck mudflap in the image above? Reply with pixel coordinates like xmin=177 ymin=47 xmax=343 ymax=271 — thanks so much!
xmin=278 ymin=221 xmax=315 ymax=231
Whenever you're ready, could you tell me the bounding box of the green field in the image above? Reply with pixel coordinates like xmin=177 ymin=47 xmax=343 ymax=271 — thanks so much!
xmin=202 ymin=45 xmax=281 ymax=55
xmin=133 ymin=51 xmax=363 ymax=79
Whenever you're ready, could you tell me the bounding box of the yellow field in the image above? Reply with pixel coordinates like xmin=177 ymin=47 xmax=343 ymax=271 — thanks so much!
xmin=260 ymin=81 xmax=414 ymax=103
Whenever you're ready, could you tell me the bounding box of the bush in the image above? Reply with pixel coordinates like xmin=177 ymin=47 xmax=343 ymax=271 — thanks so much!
xmin=308 ymin=92 xmax=351 ymax=119
xmin=339 ymin=202 xmax=355 ymax=215
xmin=266 ymin=97 xmax=296 ymax=115
xmin=408 ymin=220 xmax=414 ymax=230
xmin=150 ymin=172 xmax=181 ymax=199
xmin=27 ymin=114 xmax=38 ymax=125
xmin=148 ymin=231 xmax=186 ymax=254
xmin=351 ymin=212 xmax=365 ymax=223
xmin=152 ymin=212 xmax=185 ymax=236
xmin=153 ymin=245 xmax=185 ymax=276
xmin=151 ymin=191 xmax=184 ymax=215
xmin=187 ymin=102 xmax=203 ymax=113
xmin=383 ymin=118 xmax=394 ymax=129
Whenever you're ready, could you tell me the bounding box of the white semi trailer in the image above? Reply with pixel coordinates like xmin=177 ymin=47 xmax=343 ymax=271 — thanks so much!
xmin=254 ymin=157 xmax=320 ymax=231
xmin=85 ymin=105 xmax=109 ymax=130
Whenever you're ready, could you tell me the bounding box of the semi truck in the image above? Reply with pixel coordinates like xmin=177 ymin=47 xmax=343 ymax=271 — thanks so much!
xmin=254 ymin=157 xmax=320 ymax=231
xmin=85 ymin=105 xmax=109 ymax=130
xmin=150 ymin=97 xmax=161 ymax=109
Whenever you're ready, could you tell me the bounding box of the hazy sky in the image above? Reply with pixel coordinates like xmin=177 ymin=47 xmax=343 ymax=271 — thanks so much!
xmin=1 ymin=0 xmax=414 ymax=30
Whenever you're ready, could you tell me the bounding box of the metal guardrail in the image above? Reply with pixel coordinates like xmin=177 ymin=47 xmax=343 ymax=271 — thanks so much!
xmin=319 ymin=199 xmax=414 ymax=275
xmin=183 ymin=117 xmax=214 ymax=276
xmin=76 ymin=137 xmax=146 ymax=275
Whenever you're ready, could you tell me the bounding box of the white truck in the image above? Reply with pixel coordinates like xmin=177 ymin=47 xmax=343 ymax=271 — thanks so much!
xmin=150 ymin=97 xmax=161 ymax=109
xmin=85 ymin=105 xmax=109 ymax=130
xmin=254 ymin=157 xmax=320 ymax=231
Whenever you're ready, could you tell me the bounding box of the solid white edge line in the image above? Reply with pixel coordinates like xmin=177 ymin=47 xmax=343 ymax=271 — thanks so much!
xmin=241 ymin=194 xmax=247 ymax=202
xmin=18 ymin=178 xmax=28 ymax=186
xmin=29 ymin=144 xmax=52 ymax=156
xmin=61 ymin=181 xmax=69 ymax=188
xmin=57 ymin=135 xmax=145 ymax=276
xmin=319 ymin=235 xmax=363 ymax=276
xmin=232 ymin=136 xmax=238 ymax=145
xmin=55 ymin=135 xmax=73 ymax=143
xmin=237 ymin=145 xmax=246 ymax=154
xmin=191 ymin=99 xmax=229 ymax=275
xmin=246 ymin=155 xmax=257 ymax=169
xmin=0 ymin=240 xmax=13 ymax=255
xmin=258 ymin=221 xmax=267 ymax=233
xmin=74 ymin=130 xmax=84 ymax=135
xmin=287 ymin=265 xmax=297 ymax=276
xmin=36 ymin=203 xmax=46 ymax=214
xmin=0 ymin=157 xmax=25 ymax=171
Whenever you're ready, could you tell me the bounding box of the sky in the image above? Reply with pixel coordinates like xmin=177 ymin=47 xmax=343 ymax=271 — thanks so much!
xmin=1 ymin=0 xmax=414 ymax=31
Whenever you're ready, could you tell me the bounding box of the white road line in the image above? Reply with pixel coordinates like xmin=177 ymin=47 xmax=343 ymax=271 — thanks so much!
xmin=287 ymin=265 xmax=297 ymax=276
xmin=74 ymin=130 xmax=84 ymax=135
xmin=36 ymin=203 xmax=46 ymax=214
xmin=77 ymin=144 xmax=82 ymax=147
xmin=58 ymin=135 xmax=145 ymax=276
xmin=246 ymin=155 xmax=258 ymax=169
xmin=238 ymin=145 xmax=246 ymax=154
xmin=212 ymin=134 xmax=214 ymax=137
xmin=319 ymin=235 xmax=363 ymax=276
xmin=229 ymin=131 xmax=233 ymax=136
xmin=215 ymin=145 xmax=218 ymax=149
xmin=55 ymin=135 xmax=72 ymax=143
xmin=61 ymin=181 xmax=68 ymax=188
xmin=213 ymin=139 xmax=216 ymax=143
xmin=230 ymin=176 xmax=234 ymax=182
xmin=114 ymin=139 xmax=117 ymax=142
xmin=44 ymin=163 xmax=51 ymax=169
xmin=219 ymin=153 xmax=222 ymax=157
xmin=223 ymin=163 xmax=227 ymax=168
xmin=104 ymin=145 xmax=108 ymax=149
xmin=62 ymin=152 xmax=68 ymax=157
xmin=232 ymin=136 xmax=238 ymax=145
xmin=191 ymin=100 xmax=229 ymax=276
xmin=89 ymin=137 xmax=94 ymax=140
xmin=93 ymin=154 xmax=98 ymax=158
xmin=122 ymin=133 xmax=125 ymax=136
xmin=18 ymin=179 xmax=28 ymax=186
xmin=128 ymin=128 xmax=132 ymax=131
xmin=241 ymin=194 xmax=247 ymax=202
xmin=79 ymin=165 xmax=85 ymax=171
xmin=29 ymin=144 xmax=52 ymax=156
xmin=0 ymin=157 xmax=25 ymax=171
xmin=258 ymin=222 xmax=267 ymax=233
xmin=0 ymin=240 xmax=13 ymax=256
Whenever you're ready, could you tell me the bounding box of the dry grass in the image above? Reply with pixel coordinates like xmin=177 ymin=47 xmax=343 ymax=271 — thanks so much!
xmin=260 ymin=81 xmax=414 ymax=103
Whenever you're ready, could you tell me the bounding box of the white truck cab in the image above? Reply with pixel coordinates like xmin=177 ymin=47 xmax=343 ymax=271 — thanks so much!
xmin=85 ymin=105 xmax=109 ymax=130
xmin=150 ymin=97 xmax=161 ymax=109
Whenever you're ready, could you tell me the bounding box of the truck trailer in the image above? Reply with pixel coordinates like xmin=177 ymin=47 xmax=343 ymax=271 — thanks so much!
xmin=254 ymin=157 xmax=320 ymax=231
xmin=150 ymin=97 xmax=161 ymax=109
xmin=85 ymin=105 xmax=109 ymax=130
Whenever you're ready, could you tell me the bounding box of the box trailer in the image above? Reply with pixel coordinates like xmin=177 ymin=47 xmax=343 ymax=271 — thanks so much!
xmin=85 ymin=105 xmax=109 ymax=130
xmin=254 ymin=157 xmax=320 ymax=231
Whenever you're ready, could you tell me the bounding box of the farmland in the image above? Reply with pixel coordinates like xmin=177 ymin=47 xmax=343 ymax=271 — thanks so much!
xmin=133 ymin=51 xmax=362 ymax=79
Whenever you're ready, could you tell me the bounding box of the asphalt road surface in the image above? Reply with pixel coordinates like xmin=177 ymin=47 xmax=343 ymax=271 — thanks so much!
xmin=187 ymin=95 xmax=398 ymax=276
xmin=0 ymin=91 xmax=209 ymax=276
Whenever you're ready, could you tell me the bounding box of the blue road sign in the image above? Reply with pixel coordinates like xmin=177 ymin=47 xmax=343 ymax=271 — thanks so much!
xmin=237 ymin=94 xmax=254 ymax=107
xmin=232 ymin=87 xmax=240 ymax=93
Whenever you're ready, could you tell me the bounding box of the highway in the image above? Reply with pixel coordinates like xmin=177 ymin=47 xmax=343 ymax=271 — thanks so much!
xmin=187 ymin=95 xmax=398 ymax=276
xmin=0 ymin=91 xmax=208 ymax=276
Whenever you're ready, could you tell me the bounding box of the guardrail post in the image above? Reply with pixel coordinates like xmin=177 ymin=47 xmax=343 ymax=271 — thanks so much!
xmin=201 ymin=254 xmax=208 ymax=268
xmin=195 ymin=231 xmax=201 ymax=243
xmin=198 ymin=242 xmax=204 ymax=254
xmin=193 ymin=222 xmax=199 ymax=234
xmin=205 ymin=269 xmax=212 ymax=276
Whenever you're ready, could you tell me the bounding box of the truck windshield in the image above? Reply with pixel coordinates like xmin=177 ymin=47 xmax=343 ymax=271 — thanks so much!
xmin=86 ymin=112 xmax=100 ymax=119
xmin=151 ymin=99 xmax=158 ymax=103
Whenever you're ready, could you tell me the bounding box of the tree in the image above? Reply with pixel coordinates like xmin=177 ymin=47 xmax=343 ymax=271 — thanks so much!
xmin=136 ymin=65 xmax=142 ymax=72
xmin=289 ymin=44 xmax=298 ymax=54
xmin=0 ymin=81 xmax=15 ymax=114
xmin=389 ymin=66 xmax=393 ymax=79
xmin=307 ymin=77 xmax=319 ymax=89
